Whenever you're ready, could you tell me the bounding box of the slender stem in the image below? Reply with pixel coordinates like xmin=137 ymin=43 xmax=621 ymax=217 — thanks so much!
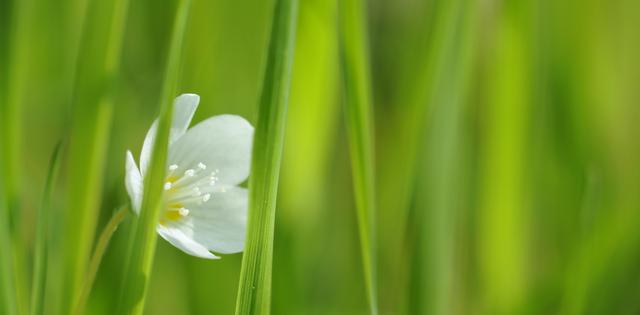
xmin=0 ymin=190 xmax=16 ymax=315
xmin=0 ymin=2 xmax=17 ymax=311
xmin=413 ymin=0 xmax=477 ymax=313
xmin=73 ymin=206 xmax=129 ymax=315
xmin=5 ymin=0 xmax=33 ymax=313
xmin=338 ymin=0 xmax=378 ymax=312
xmin=30 ymin=142 xmax=64 ymax=315
xmin=479 ymin=2 xmax=531 ymax=312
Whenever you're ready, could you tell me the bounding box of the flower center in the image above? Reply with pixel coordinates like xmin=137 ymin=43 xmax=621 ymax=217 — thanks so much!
xmin=159 ymin=162 xmax=219 ymax=225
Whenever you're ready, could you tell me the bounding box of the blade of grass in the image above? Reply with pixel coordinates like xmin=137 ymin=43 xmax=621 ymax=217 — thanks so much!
xmin=116 ymin=0 xmax=191 ymax=313
xmin=275 ymin=0 xmax=338 ymax=311
xmin=30 ymin=142 xmax=63 ymax=315
xmin=377 ymin=0 xmax=468 ymax=311
xmin=478 ymin=2 xmax=532 ymax=313
xmin=0 ymin=194 xmax=16 ymax=315
xmin=0 ymin=0 xmax=16 ymax=313
xmin=337 ymin=0 xmax=378 ymax=313
xmin=562 ymin=205 xmax=640 ymax=315
xmin=412 ymin=0 xmax=477 ymax=314
xmin=4 ymin=0 xmax=35 ymax=312
xmin=560 ymin=0 xmax=640 ymax=311
xmin=61 ymin=0 xmax=130 ymax=312
xmin=235 ymin=0 xmax=298 ymax=313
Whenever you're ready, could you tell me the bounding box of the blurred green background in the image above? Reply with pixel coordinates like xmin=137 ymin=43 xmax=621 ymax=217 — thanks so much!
xmin=2 ymin=0 xmax=640 ymax=314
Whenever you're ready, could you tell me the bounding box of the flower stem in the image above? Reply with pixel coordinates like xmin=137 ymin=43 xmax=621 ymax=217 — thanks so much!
xmin=73 ymin=206 xmax=129 ymax=315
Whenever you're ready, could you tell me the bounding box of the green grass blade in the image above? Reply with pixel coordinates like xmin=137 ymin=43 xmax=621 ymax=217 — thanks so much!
xmin=411 ymin=0 xmax=477 ymax=314
xmin=235 ymin=0 xmax=298 ymax=313
xmin=337 ymin=0 xmax=378 ymax=313
xmin=117 ymin=1 xmax=191 ymax=314
xmin=4 ymin=0 xmax=34 ymax=312
xmin=478 ymin=3 xmax=532 ymax=313
xmin=0 ymin=1 xmax=16 ymax=313
xmin=275 ymin=0 xmax=338 ymax=310
xmin=61 ymin=0 xmax=131 ymax=312
xmin=0 ymin=195 xmax=16 ymax=315
xmin=30 ymin=142 xmax=63 ymax=315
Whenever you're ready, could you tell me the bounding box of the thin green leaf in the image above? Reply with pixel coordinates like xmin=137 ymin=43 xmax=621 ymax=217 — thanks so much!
xmin=3 ymin=0 xmax=34 ymax=312
xmin=61 ymin=0 xmax=131 ymax=312
xmin=478 ymin=3 xmax=532 ymax=313
xmin=337 ymin=0 xmax=378 ymax=312
xmin=117 ymin=0 xmax=191 ymax=314
xmin=0 ymin=0 xmax=16 ymax=313
xmin=235 ymin=0 xmax=298 ymax=313
xmin=30 ymin=142 xmax=64 ymax=315
xmin=275 ymin=0 xmax=339 ymax=310
xmin=411 ymin=0 xmax=477 ymax=314
xmin=0 ymin=195 xmax=16 ymax=315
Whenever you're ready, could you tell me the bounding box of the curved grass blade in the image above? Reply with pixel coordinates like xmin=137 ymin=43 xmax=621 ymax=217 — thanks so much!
xmin=337 ymin=0 xmax=378 ymax=312
xmin=61 ymin=0 xmax=131 ymax=312
xmin=30 ymin=142 xmax=64 ymax=315
xmin=235 ymin=0 xmax=298 ymax=313
xmin=116 ymin=0 xmax=191 ymax=314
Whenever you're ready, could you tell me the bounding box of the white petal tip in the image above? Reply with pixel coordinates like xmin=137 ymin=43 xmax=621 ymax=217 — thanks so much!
xmin=175 ymin=93 xmax=200 ymax=107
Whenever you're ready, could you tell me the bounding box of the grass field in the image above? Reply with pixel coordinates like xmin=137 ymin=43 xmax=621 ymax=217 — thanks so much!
xmin=1 ymin=0 xmax=640 ymax=314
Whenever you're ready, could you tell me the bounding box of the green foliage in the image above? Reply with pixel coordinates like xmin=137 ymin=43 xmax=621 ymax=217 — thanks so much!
xmin=0 ymin=0 xmax=639 ymax=314
xmin=61 ymin=0 xmax=130 ymax=313
xmin=30 ymin=142 xmax=63 ymax=315
xmin=337 ymin=0 xmax=378 ymax=312
xmin=235 ymin=0 xmax=298 ymax=313
xmin=117 ymin=0 xmax=191 ymax=314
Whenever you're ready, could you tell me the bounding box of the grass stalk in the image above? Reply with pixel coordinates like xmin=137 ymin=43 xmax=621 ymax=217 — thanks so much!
xmin=412 ymin=0 xmax=477 ymax=314
xmin=234 ymin=0 xmax=298 ymax=313
xmin=61 ymin=0 xmax=130 ymax=312
xmin=478 ymin=3 xmax=532 ymax=313
xmin=116 ymin=1 xmax=191 ymax=313
xmin=337 ymin=0 xmax=378 ymax=313
xmin=275 ymin=0 xmax=338 ymax=310
xmin=4 ymin=0 xmax=35 ymax=312
xmin=73 ymin=206 xmax=129 ymax=315
xmin=0 ymin=198 xmax=16 ymax=315
xmin=0 ymin=1 xmax=16 ymax=313
xmin=30 ymin=142 xmax=64 ymax=315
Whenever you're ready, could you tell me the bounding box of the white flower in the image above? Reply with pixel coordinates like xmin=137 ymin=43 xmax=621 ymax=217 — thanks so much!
xmin=124 ymin=94 xmax=254 ymax=259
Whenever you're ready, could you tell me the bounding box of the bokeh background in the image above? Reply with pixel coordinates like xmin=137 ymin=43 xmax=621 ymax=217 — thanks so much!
xmin=1 ymin=0 xmax=640 ymax=314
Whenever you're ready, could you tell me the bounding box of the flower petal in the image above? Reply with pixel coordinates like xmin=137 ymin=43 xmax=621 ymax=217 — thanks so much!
xmin=140 ymin=94 xmax=200 ymax=175
xmin=168 ymin=115 xmax=254 ymax=185
xmin=125 ymin=151 xmax=143 ymax=214
xmin=157 ymin=225 xmax=219 ymax=259
xmin=170 ymin=186 xmax=248 ymax=254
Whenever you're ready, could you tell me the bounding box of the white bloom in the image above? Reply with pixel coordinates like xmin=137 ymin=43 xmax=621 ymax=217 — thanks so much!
xmin=125 ymin=94 xmax=254 ymax=259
